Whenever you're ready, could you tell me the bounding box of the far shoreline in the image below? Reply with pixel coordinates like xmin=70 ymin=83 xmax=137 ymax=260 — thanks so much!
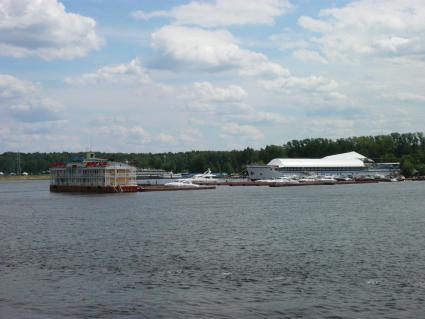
xmin=0 ymin=175 xmax=50 ymax=181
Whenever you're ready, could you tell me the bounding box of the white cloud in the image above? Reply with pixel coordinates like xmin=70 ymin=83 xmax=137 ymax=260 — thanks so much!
xmin=157 ymin=133 xmax=176 ymax=143
xmin=298 ymin=16 xmax=331 ymax=33
xmin=133 ymin=0 xmax=292 ymax=27
xmin=0 ymin=126 xmax=11 ymax=138
xmin=192 ymin=81 xmax=246 ymax=102
xmin=237 ymin=111 xmax=291 ymax=125
xmin=292 ymin=49 xmax=328 ymax=64
xmin=0 ymin=74 xmax=64 ymax=122
xmin=64 ymin=58 xmax=151 ymax=85
xmin=379 ymin=92 xmax=425 ymax=102
xmin=88 ymin=124 xmax=152 ymax=144
xmin=0 ymin=124 xmax=82 ymax=152
xmin=270 ymin=29 xmax=310 ymax=51
xmin=179 ymin=81 xmax=252 ymax=113
xmin=179 ymin=128 xmax=203 ymax=143
xmin=220 ymin=122 xmax=264 ymax=141
xmin=298 ymin=0 xmax=425 ymax=63
xmin=0 ymin=0 xmax=103 ymax=60
xmin=260 ymin=74 xmax=342 ymax=97
xmin=0 ymin=74 xmax=37 ymax=98
xmin=84 ymin=122 xmax=202 ymax=147
xmin=151 ymin=25 xmax=288 ymax=76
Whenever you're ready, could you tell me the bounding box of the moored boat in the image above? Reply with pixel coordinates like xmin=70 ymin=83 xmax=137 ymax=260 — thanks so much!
xmin=164 ymin=180 xmax=200 ymax=188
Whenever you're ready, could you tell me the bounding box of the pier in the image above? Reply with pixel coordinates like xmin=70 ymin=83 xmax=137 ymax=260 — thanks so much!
xmin=138 ymin=185 xmax=216 ymax=192
xmin=192 ymin=179 xmax=381 ymax=187
xmin=135 ymin=179 xmax=400 ymax=191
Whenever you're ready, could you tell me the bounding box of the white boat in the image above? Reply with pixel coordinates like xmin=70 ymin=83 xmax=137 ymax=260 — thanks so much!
xmin=316 ymin=176 xmax=337 ymax=184
xmin=190 ymin=169 xmax=219 ymax=184
xmin=256 ymin=176 xmax=299 ymax=184
xmin=298 ymin=176 xmax=318 ymax=183
xmin=335 ymin=176 xmax=353 ymax=181
xmin=164 ymin=180 xmax=200 ymax=187
xmin=274 ymin=177 xmax=300 ymax=184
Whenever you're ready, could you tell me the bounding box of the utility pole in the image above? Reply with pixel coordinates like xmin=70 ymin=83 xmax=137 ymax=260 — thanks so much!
xmin=17 ymin=151 xmax=21 ymax=176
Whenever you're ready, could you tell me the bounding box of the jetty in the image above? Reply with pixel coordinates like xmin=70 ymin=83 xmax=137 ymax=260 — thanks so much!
xmin=138 ymin=185 xmax=216 ymax=192
xmin=192 ymin=179 xmax=380 ymax=187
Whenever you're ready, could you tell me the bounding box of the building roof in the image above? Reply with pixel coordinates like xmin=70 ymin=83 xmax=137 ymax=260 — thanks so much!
xmin=267 ymin=151 xmax=368 ymax=168
xmin=322 ymin=151 xmax=369 ymax=161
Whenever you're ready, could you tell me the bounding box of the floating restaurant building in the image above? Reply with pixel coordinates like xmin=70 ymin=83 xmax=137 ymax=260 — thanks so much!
xmin=246 ymin=151 xmax=400 ymax=180
xmin=49 ymin=153 xmax=138 ymax=193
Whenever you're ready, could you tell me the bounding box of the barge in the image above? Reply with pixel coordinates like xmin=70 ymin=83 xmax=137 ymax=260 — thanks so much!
xmin=49 ymin=152 xmax=138 ymax=193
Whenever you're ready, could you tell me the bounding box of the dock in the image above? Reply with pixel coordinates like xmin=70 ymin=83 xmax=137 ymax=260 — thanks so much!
xmin=269 ymin=180 xmax=379 ymax=187
xmin=138 ymin=185 xmax=216 ymax=192
xmin=193 ymin=180 xmax=380 ymax=187
xmin=136 ymin=178 xmax=405 ymax=192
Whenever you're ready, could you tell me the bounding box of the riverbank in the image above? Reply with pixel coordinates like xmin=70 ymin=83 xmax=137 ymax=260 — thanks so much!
xmin=0 ymin=175 xmax=49 ymax=181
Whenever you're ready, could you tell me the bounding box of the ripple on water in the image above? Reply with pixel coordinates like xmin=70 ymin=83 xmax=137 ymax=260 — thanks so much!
xmin=1 ymin=181 xmax=425 ymax=318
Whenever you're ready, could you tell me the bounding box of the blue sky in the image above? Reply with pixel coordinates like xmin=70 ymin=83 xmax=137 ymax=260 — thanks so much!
xmin=1 ymin=0 xmax=424 ymax=152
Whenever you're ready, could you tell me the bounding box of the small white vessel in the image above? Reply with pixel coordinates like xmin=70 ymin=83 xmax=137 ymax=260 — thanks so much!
xmin=335 ymin=175 xmax=353 ymax=181
xmin=257 ymin=177 xmax=299 ymax=184
xmin=165 ymin=180 xmax=200 ymax=187
xmin=316 ymin=176 xmax=337 ymax=184
xmin=298 ymin=176 xmax=318 ymax=183
xmin=274 ymin=177 xmax=300 ymax=184
xmin=190 ymin=169 xmax=219 ymax=184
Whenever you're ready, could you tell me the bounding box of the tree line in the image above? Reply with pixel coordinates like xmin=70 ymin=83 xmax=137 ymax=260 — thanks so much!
xmin=1 ymin=132 xmax=424 ymax=176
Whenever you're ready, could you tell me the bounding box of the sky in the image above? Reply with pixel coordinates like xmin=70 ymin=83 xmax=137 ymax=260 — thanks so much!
xmin=1 ymin=0 xmax=425 ymax=153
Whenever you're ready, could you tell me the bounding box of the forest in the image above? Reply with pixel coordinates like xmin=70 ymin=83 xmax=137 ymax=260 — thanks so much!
xmin=1 ymin=132 xmax=425 ymax=177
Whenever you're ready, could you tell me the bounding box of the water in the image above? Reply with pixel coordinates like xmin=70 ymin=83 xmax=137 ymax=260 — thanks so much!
xmin=1 ymin=180 xmax=425 ymax=318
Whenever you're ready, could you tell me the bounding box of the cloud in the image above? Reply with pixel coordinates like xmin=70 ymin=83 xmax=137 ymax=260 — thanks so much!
xmin=133 ymin=0 xmax=292 ymax=27
xmin=298 ymin=0 xmax=425 ymax=63
xmin=0 ymin=74 xmax=64 ymax=122
xmin=269 ymin=29 xmax=310 ymax=51
xmin=292 ymin=49 xmax=328 ymax=64
xmin=379 ymin=92 xmax=425 ymax=102
xmin=298 ymin=16 xmax=331 ymax=33
xmin=259 ymin=74 xmax=345 ymax=102
xmin=151 ymin=25 xmax=288 ymax=76
xmin=179 ymin=128 xmax=203 ymax=143
xmin=220 ymin=122 xmax=264 ymax=141
xmin=88 ymin=124 xmax=152 ymax=144
xmin=182 ymin=81 xmax=248 ymax=112
xmin=64 ymin=58 xmax=151 ymax=85
xmin=8 ymin=97 xmax=64 ymax=122
xmin=85 ymin=119 xmax=202 ymax=147
xmin=237 ymin=111 xmax=291 ymax=125
xmin=0 ymin=122 xmax=82 ymax=152
xmin=0 ymin=0 xmax=103 ymax=59
xmin=192 ymin=81 xmax=246 ymax=102
xmin=0 ymin=74 xmax=37 ymax=98
xmin=175 ymin=81 xmax=255 ymax=115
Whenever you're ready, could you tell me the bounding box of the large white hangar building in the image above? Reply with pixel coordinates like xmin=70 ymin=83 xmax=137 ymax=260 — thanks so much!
xmin=246 ymin=151 xmax=400 ymax=180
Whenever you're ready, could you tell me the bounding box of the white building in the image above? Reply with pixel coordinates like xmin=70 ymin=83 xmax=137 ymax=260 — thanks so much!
xmin=246 ymin=151 xmax=400 ymax=180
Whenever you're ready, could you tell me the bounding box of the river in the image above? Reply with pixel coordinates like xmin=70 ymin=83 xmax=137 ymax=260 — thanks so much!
xmin=1 ymin=180 xmax=425 ymax=318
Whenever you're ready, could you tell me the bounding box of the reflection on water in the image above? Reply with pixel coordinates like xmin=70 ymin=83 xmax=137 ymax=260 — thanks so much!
xmin=1 ymin=180 xmax=425 ymax=318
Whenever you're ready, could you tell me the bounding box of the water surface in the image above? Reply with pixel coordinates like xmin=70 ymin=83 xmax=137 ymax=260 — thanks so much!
xmin=1 ymin=180 xmax=425 ymax=318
